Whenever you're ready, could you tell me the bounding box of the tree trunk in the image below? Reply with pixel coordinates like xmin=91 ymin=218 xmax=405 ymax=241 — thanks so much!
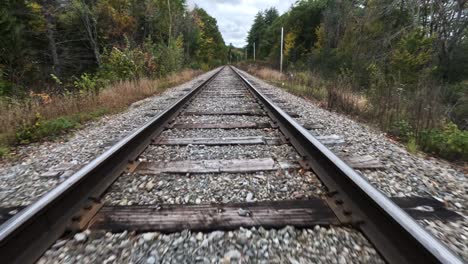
xmin=82 ymin=4 xmax=100 ymax=65
xmin=42 ymin=3 xmax=60 ymax=76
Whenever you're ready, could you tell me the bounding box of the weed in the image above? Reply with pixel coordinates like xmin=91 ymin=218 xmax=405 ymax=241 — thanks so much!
xmin=406 ymin=137 xmax=418 ymax=154
xmin=0 ymin=145 xmax=9 ymax=158
xmin=16 ymin=117 xmax=78 ymax=144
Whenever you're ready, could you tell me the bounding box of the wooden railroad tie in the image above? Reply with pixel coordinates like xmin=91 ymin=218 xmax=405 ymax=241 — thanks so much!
xmin=86 ymin=197 xmax=462 ymax=233
xmin=182 ymin=110 xmax=265 ymax=116
xmin=152 ymin=136 xmax=284 ymax=146
xmin=170 ymin=122 xmax=272 ymax=129
xmin=0 ymin=197 xmax=462 ymax=232
xmin=135 ymin=158 xmax=300 ymax=175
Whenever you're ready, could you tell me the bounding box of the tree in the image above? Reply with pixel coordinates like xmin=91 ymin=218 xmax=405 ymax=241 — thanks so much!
xmin=192 ymin=7 xmax=227 ymax=68
xmin=0 ymin=0 xmax=226 ymax=94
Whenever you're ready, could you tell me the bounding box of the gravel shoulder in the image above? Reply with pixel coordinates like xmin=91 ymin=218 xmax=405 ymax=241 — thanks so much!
xmin=236 ymin=67 xmax=468 ymax=260
xmin=0 ymin=68 xmax=221 ymax=207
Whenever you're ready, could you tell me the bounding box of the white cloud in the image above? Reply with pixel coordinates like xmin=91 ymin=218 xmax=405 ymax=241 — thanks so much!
xmin=187 ymin=0 xmax=295 ymax=47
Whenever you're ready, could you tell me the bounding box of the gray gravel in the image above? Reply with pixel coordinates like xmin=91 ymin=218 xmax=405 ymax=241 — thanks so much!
xmin=235 ymin=67 xmax=468 ymax=260
xmin=160 ymin=128 xmax=282 ymax=138
xmin=104 ymin=170 xmax=323 ymax=206
xmin=175 ymin=115 xmax=270 ymax=124
xmin=38 ymin=226 xmax=384 ymax=264
xmin=141 ymin=145 xmax=299 ymax=162
xmin=0 ymin=68 xmax=222 ymax=207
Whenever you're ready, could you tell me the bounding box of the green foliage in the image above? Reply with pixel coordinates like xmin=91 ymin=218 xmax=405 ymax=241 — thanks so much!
xmin=246 ymin=1 xmax=327 ymax=65
xmin=390 ymin=30 xmax=436 ymax=84
xmin=73 ymin=73 xmax=99 ymax=94
xmin=0 ymin=0 xmax=226 ymax=96
xmin=0 ymin=74 xmax=14 ymax=97
xmin=390 ymin=120 xmax=414 ymax=141
xmin=244 ymin=0 xmax=468 ymax=161
xmin=191 ymin=7 xmax=227 ymax=67
xmin=406 ymin=137 xmax=418 ymax=154
xmin=420 ymin=122 xmax=468 ymax=161
xmin=99 ymin=44 xmax=145 ymax=82
xmin=50 ymin=74 xmax=63 ymax=85
xmin=16 ymin=114 xmax=78 ymax=144
xmin=155 ymin=37 xmax=184 ymax=76
xmin=0 ymin=0 xmax=48 ymax=90
xmin=0 ymin=145 xmax=8 ymax=158
xmin=444 ymin=81 xmax=468 ymax=130
xmin=15 ymin=108 xmax=109 ymax=144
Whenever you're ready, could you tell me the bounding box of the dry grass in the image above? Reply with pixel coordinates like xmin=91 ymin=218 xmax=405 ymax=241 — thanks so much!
xmin=254 ymin=67 xmax=286 ymax=82
xmin=0 ymin=69 xmax=201 ymax=147
xmin=244 ymin=64 xmax=361 ymax=117
xmin=242 ymin=64 xmax=364 ymax=113
xmin=326 ymin=76 xmax=368 ymax=115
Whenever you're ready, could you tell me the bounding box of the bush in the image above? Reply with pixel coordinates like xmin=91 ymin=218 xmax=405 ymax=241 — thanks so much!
xmin=406 ymin=137 xmax=418 ymax=154
xmin=16 ymin=114 xmax=78 ymax=144
xmin=99 ymin=44 xmax=145 ymax=82
xmin=74 ymin=73 xmax=99 ymax=94
xmin=154 ymin=37 xmax=184 ymax=76
xmin=390 ymin=120 xmax=413 ymax=141
xmin=0 ymin=79 xmax=14 ymax=97
xmin=420 ymin=122 xmax=468 ymax=161
xmin=444 ymin=81 xmax=468 ymax=130
xmin=0 ymin=145 xmax=8 ymax=158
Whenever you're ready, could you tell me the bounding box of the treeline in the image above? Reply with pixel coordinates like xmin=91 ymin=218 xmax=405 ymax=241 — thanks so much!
xmin=0 ymin=0 xmax=227 ymax=96
xmin=245 ymin=0 xmax=467 ymax=160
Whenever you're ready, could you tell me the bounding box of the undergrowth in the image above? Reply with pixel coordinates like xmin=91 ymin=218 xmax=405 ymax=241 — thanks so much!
xmin=240 ymin=64 xmax=467 ymax=162
xmin=0 ymin=69 xmax=200 ymax=158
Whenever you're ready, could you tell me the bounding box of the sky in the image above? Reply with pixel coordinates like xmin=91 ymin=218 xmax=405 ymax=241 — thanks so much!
xmin=187 ymin=0 xmax=296 ymax=48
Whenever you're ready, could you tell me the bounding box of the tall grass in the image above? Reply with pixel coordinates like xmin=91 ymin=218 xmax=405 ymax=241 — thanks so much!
xmin=242 ymin=64 xmax=363 ymax=113
xmin=0 ymin=69 xmax=200 ymax=150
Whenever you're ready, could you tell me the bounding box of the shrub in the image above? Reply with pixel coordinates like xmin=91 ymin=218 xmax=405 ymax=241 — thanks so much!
xmin=16 ymin=114 xmax=78 ymax=144
xmin=420 ymin=122 xmax=468 ymax=161
xmin=444 ymin=81 xmax=468 ymax=130
xmin=390 ymin=120 xmax=413 ymax=141
xmin=154 ymin=37 xmax=184 ymax=76
xmin=99 ymin=44 xmax=145 ymax=82
xmin=406 ymin=137 xmax=418 ymax=154
xmin=74 ymin=73 xmax=99 ymax=94
xmin=0 ymin=145 xmax=8 ymax=158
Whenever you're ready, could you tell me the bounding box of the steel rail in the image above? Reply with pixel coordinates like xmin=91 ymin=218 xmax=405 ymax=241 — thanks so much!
xmin=230 ymin=66 xmax=464 ymax=264
xmin=0 ymin=67 xmax=224 ymax=264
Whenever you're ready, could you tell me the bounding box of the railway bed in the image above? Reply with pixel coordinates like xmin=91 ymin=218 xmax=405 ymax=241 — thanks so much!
xmin=0 ymin=66 xmax=465 ymax=263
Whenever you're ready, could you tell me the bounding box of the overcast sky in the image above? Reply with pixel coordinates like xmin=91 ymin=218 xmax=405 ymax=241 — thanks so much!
xmin=187 ymin=0 xmax=296 ymax=47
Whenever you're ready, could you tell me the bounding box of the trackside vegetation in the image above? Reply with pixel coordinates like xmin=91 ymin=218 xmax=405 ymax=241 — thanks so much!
xmin=240 ymin=0 xmax=467 ymax=162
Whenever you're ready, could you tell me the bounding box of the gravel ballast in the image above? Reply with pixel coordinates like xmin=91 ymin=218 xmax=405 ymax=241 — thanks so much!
xmin=103 ymin=170 xmax=323 ymax=206
xmin=38 ymin=226 xmax=384 ymax=264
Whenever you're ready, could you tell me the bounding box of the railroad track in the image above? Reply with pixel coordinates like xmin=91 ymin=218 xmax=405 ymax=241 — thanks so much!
xmin=0 ymin=66 xmax=464 ymax=263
